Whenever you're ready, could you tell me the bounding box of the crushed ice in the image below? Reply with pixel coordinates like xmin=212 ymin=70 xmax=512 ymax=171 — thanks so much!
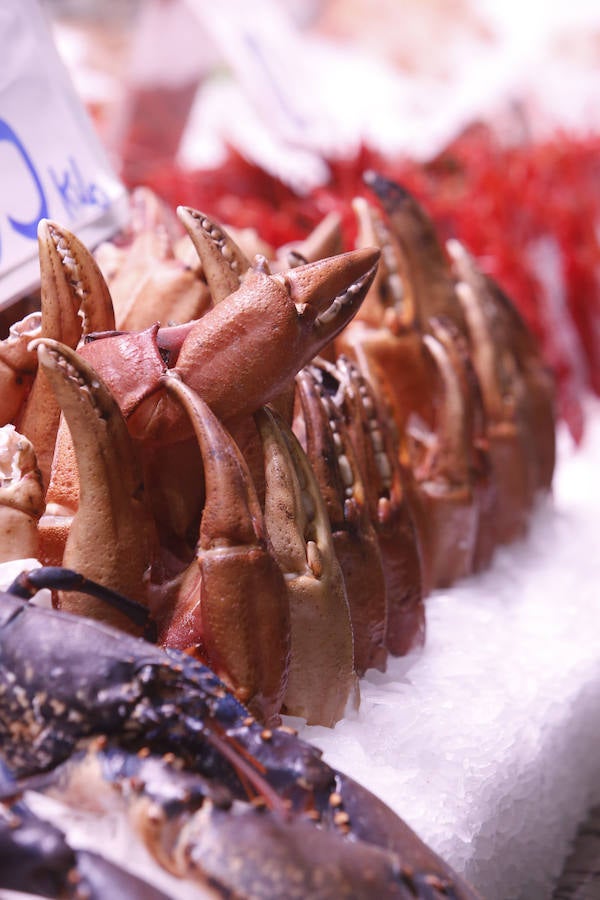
xmin=1 ymin=404 xmax=599 ymax=899
xmin=295 ymin=397 xmax=600 ymax=900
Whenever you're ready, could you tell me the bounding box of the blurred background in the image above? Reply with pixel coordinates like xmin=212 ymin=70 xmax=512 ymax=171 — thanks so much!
xmin=35 ymin=0 xmax=600 ymax=441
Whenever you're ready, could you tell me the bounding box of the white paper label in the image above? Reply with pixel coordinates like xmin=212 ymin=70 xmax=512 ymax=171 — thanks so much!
xmin=0 ymin=0 xmax=128 ymax=310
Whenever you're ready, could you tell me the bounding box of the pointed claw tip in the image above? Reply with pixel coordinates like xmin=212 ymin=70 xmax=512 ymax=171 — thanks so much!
xmin=37 ymin=217 xmax=50 ymax=239
xmin=252 ymin=254 xmax=271 ymax=275
xmin=36 ymin=217 xmax=63 ymax=245
xmin=455 ymin=281 xmax=473 ymax=304
xmin=363 ymin=171 xmax=413 ymax=207
xmin=446 ymin=238 xmax=466 ymax=261
xmin=359 ymin=245 xmax=381 ymax=271
xmin=176 ymin=205 xmax=201 ymax=222
xmin=351 ymin=195 xmax=370 ymax=214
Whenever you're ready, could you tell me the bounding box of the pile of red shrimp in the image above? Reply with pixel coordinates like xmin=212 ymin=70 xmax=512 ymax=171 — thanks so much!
xmin=124 ymin=125 xmax=600 ymax=442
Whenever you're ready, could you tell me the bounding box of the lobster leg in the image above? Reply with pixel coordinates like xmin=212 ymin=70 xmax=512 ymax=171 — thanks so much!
xmin=0 ymin=797 xmax=173 ymax=900
xmin=255 ymin=406 xmax=358 ymax=726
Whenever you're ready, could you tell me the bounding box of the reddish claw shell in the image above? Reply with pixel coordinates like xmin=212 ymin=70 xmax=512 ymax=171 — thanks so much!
xmin=256 ymin=405 xmax=358 ymax=726
xmin=295 ymin=365 xmax=388 ymax=675
xmin=160 ymin=373 xmax=291 ymax=725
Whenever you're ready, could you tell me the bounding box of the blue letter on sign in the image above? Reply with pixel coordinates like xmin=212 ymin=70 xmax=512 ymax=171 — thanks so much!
xmin=0 ymin=118 xmax=49 ymax=240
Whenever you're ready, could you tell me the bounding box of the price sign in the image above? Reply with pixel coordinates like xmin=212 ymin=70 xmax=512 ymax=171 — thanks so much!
xmin=0 ymin=0 xmax=128 ymax=309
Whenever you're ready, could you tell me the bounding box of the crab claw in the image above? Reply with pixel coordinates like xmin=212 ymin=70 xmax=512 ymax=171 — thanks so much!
xmin=35 ymin=219 xmax=116 ymax=340
xmin=256 ymin=406 xmax=358 ymax=726
xmin=363 ymin=171 xmax=465 ymax=331
xmin=36 ymin=339 xmax=156 ymax=631
xmin=315 ymin=356 xmax=425 ymax=657
xmin=172 ymin=248 xmax=380 ymax=427
xmin=448 ymin=239 xmax=555 ymax=494
xmin=161 ymin=373 xmax=290 ymax=725
xmin=406 ymin=320 xmax=481 ymax=592
xmin=17 ymin=220 xmax=117 ymax=487
xmin=0 ymin=312 xmax=41 ymax=426
xmin=275 ymin=210 xmax=343 ymax=270
xmin=0 ymin=425 xmax=44 ymax=563
xmin=73 ymin=248 xmax=379 ymax=447
xmin=95 ymin=192 xmax=210 ymax=330
xmin=295 ymin=366 xmax=388 ymax=676
xmin=177 ymin=206 xmax=251 ymax=304
xmin=352 ymin=195 xmax=414 ymax=331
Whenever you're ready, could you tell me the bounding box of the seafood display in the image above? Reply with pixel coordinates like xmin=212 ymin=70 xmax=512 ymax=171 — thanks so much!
xmin=0 ymin=176 xmax=555 ymax=729
xmin=144 ymin=130 xmax=598 ymax=443
xmin=0 ymin=567 xmax=480 ymax=899
xmin=0 ymin=174 xmax=556 ymax=895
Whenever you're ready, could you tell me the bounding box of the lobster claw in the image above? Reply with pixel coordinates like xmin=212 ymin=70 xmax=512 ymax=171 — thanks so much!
xmin=0 ymin=795 xmax=173 ymax=900
xmin=256 ymin=405 xmax=358 ymax=726
xmin=160 ymin=373 xmax=291 ymax=726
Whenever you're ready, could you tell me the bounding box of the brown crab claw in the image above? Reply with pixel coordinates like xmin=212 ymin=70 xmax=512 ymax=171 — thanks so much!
xmin=319 ymin=355 xmax=425 ymax=657
xmin=363 ymin=171 xmax=465 ymax=331
xmin=17 ymin=221 xmax=117 ymax=487
xmin=177 ymin=206 xmax=252 ymax=304
xmin=36 ymin=219 xmax=116 ymax=339
xmin=274 ymin=247 xmax=380 ymax=331
xmin=407 ymin=321 xmax=481 ymax=592
xmin=36 ymin=339 xmax=155 ymax=631
xmin=255 ymin=405 xmax=358 ymax=727
xmin=448 ymin=238 xmax=555 ymax=494
xmin=0 ymin=425 xmax=45 ymax=563
xmin=295 ymin=366 xmax=388 ymax=676
xmin=453 ymin=276 xmax=537 ymax=545
xmin=161 ymin=372 xmax=290 ymax=726
xmin=94 ymin=192 xmax=210 ymax=332
xmin=172 ymin=248 xmax=380 ymax=427
xmin=352 ymin=196 xmax=414 ymax=331
xmin=276 ymin=210 xmax=343 ymax=270
xmin=0 ymin=313 xmax=41 ymax=426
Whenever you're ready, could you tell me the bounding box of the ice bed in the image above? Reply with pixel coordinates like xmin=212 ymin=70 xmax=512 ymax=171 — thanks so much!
xmin=296 ymin=399 xmax=600 ymax=899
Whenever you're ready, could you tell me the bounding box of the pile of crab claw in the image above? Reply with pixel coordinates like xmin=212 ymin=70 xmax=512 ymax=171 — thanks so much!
xmin=0 ymin=172 xmax=554 ymax=898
